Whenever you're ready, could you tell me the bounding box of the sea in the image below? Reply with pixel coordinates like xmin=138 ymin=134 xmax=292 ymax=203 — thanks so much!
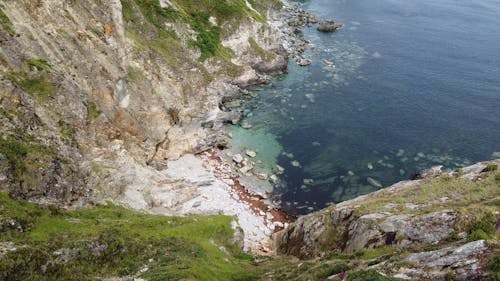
xmin=228 ymin=0 xmax=500 ymax=215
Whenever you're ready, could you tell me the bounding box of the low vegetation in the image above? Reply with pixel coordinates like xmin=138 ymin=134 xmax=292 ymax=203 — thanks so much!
xmin=356 ymin=168 xmax=500 ymax=217
xmin=6 ymin=72 xmax=56 ymax=104
xmin=86 ymin=100 xmax=101 ymax=122
xmin=0 ymin=136 xmax=57 ymax=184
xmin=248 ymin=37 xmax=277 ymax=62
xmin=0 ymin=6 xmax=16 ymax=36
xmin=0 ymin=193 xmax=262 ymax=280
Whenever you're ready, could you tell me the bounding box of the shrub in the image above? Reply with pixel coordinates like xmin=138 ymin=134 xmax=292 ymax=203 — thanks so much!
xmin=489 ymin=255 xmax=500 ymax=281
xmin=467 ymin=212 xmax=495 ymax=241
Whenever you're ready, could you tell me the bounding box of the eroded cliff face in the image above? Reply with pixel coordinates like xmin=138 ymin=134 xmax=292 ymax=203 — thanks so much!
xmin=273 ymin=160 xmax=500 ymax=280
xmin=0 ymin=0 xmax=286 ymax=206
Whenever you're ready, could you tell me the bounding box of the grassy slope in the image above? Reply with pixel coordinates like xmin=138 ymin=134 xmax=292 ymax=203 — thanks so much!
xmin=1 ymin=166 xmax=498 ymax=281
xmin=0 ymin=193 xmax=262 ymax=281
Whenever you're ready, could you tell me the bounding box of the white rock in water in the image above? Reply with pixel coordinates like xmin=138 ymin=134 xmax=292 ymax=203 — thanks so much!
xmin=367 ymin=163 xmax=373 ymax=170
xmin=303 ymin=178 xmax=314 ymax=185
xmin=245 ymin=150 xmax=257 ymax=158
xmin=233 ymin=154 xmax=243 ymax=164
xmin=276 ymin=165 xmax=285 ymax=174
xmin=270 ymin=174 xmax=279 ymax=183
xmin=396 ymin=149 xmax=405 ymax=157
xmin=239 ymin=164 xmax=253 ymax=174
xmin=367 ymin=177 xmax=383 ymax=188
xmin=372 ymin=51 xmax=381 ymax=58
xmin=291 ymin=160 xmax=301 ymax=167
xmin=492 ymin=152 xmax=500 ymax=158
xmin=417 ymin=152 xmax=425 ymax=158
xmin=347 ymin=171 xmax=355 ymax=176
xmin=312 ymin=141 xmax=321 ymax=146
xmin=242 ymin=124 xmax=253 ymax=129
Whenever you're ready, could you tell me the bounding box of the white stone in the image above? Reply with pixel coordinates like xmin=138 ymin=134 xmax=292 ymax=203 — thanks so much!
xmin=232 ymin=154 xmax=243 ymax=164
xmin=245 ymin=150 xmax=257 ymax=158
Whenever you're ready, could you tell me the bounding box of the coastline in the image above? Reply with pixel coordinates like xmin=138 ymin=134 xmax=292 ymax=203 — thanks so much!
xmin=154 ymin=0 xmax=337 ymax=253
xmin=181 ymin=1 xmax=323 ymax=253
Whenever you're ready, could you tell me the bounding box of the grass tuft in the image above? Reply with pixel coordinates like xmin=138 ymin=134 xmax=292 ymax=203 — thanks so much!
xmin=7 ymin=72 xmax=55 ymax=104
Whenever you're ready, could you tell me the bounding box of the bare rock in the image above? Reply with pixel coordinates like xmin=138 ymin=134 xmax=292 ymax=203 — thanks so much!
xmin=246 ymin=150 xmax=257 ymax=158
xmin=395 ymin=240 xmax=490 ymax=280
xmin=233 ymin=154 xmax=244 ymax=164
xmin=317 ymin=20 xmax=342 ymax=32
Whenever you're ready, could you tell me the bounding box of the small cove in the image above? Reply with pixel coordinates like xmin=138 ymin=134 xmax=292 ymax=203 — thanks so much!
xmin=229 ymin=0 xmax=500 ymax=215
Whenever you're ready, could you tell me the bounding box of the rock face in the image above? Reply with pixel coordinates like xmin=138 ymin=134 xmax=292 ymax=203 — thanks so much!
xmin=274 ymin=160 xmax=500 ymax=279
xmin=396 ymin=240 xmax=490 ymax=280
xmin=0 ymin=0 xmax=288 ymax=206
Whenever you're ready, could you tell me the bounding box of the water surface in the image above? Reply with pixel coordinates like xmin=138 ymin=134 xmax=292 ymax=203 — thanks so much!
xmin=230 ymin=0 xmax=500 ymax=215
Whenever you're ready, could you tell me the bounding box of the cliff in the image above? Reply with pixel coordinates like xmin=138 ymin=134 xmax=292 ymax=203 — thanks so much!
xmin=0 ymin=0 xmax=287 ymax=206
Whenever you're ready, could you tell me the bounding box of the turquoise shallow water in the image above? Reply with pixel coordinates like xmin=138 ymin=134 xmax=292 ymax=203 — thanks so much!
xmin=230 ymin=0 xmax=500 ymax=215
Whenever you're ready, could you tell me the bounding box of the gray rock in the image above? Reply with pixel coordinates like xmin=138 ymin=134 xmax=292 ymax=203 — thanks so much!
xmin=397 ymin=240 xmax=490 ymax=280
xmin=317 ymin=20 xmax=342 ymax=32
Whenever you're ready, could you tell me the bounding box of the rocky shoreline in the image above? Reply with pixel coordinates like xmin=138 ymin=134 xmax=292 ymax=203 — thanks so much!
xmin=197 ymin=0 xmax=349 ymax=252
xmin=202 ymin=0 xmax=344 ymax=252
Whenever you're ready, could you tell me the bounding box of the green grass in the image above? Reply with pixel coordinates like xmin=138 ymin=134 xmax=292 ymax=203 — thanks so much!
xmin=0 ymin=7 xmax=16 ymax=36
xmin=0 ymin=136 xmax=57 ymax=183
xmin=355 ymin=170 xmax=500 ymax=216
xmin=126 ymin=65 xmax=145 ymax=83
xmin=7 ymin=72 xmax=56 ymax=104
xmin=0 ymin=193 xmax=262 ymax=280
xmin=25 ymin=58 xmax=51 ymax=71
xmin=489 ymin=255 xmax=500 ymax=281
xmin=248 ymin=37 xmax=276 ymax=62
xmin=467 ymin=212 xmax=496 ymax=242
xmin=121 ymin=0 xmax=254 ymax=62
xmin=58 ymin=120 xmax=76 ymax=141
xmin=86 ymin=101 xmax=101 ymax=122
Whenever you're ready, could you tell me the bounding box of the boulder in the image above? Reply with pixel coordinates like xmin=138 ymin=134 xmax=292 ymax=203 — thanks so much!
xmin=317 ymin=20 xmax=342 ymax=32
xmin=245 ymin=150 xmax=257 ymax=158
xmin=232 ymin=154 xmax=243 ymax=164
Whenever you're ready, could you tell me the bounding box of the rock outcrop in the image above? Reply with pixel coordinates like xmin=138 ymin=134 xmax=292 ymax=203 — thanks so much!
xmin=274 ymin=160 xmax=500 ymax=280
xmin=317 ymin=20 xmax=342 ymax=32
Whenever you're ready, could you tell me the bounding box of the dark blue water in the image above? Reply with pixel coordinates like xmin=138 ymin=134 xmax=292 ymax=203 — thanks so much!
xmin=233 ymin=0 xmax=500 ymax=215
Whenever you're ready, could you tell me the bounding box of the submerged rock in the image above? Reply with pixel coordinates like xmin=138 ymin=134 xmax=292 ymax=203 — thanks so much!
xmin=276 ymin=165 xmax=285 ymax=174
xmin=367 ymin=177 xmax=382 ymax=188
xmin=255 ymin=172 xmax=268 ymax=180
xmin=245 ymin=150 xmax=257 ymax=158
